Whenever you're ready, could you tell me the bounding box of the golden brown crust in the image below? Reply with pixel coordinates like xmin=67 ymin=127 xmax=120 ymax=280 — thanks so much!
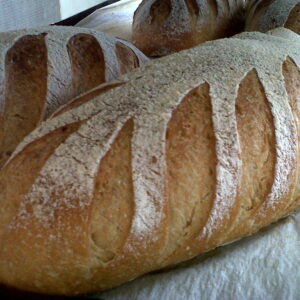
xmin=0 ymin=26 xmax=148 ymax=169
xmin=115 ymin=42 xmax=140 ymax=74
xmin=0 ymin=29 xmax=300 ymax=295
xmin=132 ymin=0 xmax=246 ymax=56
xmin=245 ymin=0 xmax=300 ymax=34
xmin=285 ymin=3 xmax=300 ymax=34
xmin=0 ymin=122 xmax=84 ymax=293
xmin=90 ymin=120 xmax=135 ymax=263
xmin=283 ymin=59 xmax=300 ymax=213
xmin=217 ymin=70 xmax=277 ymax=244
xmin=67 ymin=34 xmax=106 ymax=95
xmin=161 ymin=70 xmax=280 ymax=266
xmin=0 ymin=34 xmax=48 ymax=169
xmin=164 ymin=83 xmax=216 ymax=261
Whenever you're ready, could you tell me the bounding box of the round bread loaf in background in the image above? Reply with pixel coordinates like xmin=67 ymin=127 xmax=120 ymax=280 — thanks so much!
xmin=132 ymin=0 xmax=246 ymax=57
xmin=245 ymin=0 xmax=300 ymax=34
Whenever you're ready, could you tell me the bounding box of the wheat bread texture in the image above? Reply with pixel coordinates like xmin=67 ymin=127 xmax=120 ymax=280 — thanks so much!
xmin=0 ymin=28 xmax=299 ymax=295
xmin=0 ymin=26 xmax=148 ymax=169
xmin=245 ymin=0 xmax=300 ymax=34
xmin=132 ymin=0 xmax=246 ymax=56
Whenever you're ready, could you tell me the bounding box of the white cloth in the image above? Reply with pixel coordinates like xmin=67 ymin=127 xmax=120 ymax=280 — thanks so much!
xmin=76 ymin=0 xmax=142 ymax=41
xmin=95 ymin=210 xmax=300 ymax=300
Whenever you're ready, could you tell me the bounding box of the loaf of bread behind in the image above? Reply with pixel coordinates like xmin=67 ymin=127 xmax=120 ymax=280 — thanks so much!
xmin=245 ymin=0 xmax=300 ymax=34
xmin=0 ymin=26 xmax=148 ymax=168
xmin=0 ymin=28 xmax=300 ymax=296
xmin=132 ymin=0 xmax=246 ymax=56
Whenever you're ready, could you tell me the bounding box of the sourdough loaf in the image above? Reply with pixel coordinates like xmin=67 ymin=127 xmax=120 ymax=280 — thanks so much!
xmin=0 ymin=28 xmax=300 ymax=295
xmin=0 ymin=26 xmax=148 ymax=168
xmin=245 ymin=0 xmax=300 ymax=34
xmin=132 ymin=0 xmax=246 ymax=56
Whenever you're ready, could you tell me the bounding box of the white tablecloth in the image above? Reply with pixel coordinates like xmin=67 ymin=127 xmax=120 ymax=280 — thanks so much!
xmin=94 ymin=210 xmax=300 ymax=300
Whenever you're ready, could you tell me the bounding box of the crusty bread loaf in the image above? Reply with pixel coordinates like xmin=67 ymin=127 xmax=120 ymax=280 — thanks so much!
xmin=0 ymin=26 xmax=148 ymax=169
xmin=0 ymin=28 xmax=299 ymax=296
xmin=245 ymin=0 xmax=300 ymax=34
xmin=132 ymin=0 xmax=246 ymax=56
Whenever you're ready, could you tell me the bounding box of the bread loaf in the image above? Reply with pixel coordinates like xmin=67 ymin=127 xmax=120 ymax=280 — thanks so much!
xmin=0 ymin=26 xmax=148 ymax=169
xmin=132 ymin=0 xmax=246 ymax=56
xmin=0 ymin=28 xmax=299 ymax=296
xmin=245 ymin=0 xmax=300 ymax=34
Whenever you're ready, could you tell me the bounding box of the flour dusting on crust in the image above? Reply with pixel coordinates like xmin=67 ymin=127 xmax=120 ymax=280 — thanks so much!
xmin=8 ymin=28 xmax=300 ymax=259
xmin=0 ymin=26 xmax=148 ymax=119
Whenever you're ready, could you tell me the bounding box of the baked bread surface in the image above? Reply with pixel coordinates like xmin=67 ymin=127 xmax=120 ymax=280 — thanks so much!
xmin=132 ymin=0 xmax=246 ymax=56
xmin=0 ymin=28 xmax=300 ymax=295
xmin=0 ymin=26 xmax=148 ymax=168
xmin=245 ymin=0 xmax=300 ymax=34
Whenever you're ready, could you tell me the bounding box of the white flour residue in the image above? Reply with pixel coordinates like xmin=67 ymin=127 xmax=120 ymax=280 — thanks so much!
xmin=14 ymin=110 xmax=133 ymax=228
xmin=7 ymin=28 xmax=300 ymax=265
xmin=256 ymin=68 xmax=297 ymax=211
xmin=200 ymin=82 xmax=242 ymax=239
xmin=0 ymin=25 xmax=148 ymax=119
